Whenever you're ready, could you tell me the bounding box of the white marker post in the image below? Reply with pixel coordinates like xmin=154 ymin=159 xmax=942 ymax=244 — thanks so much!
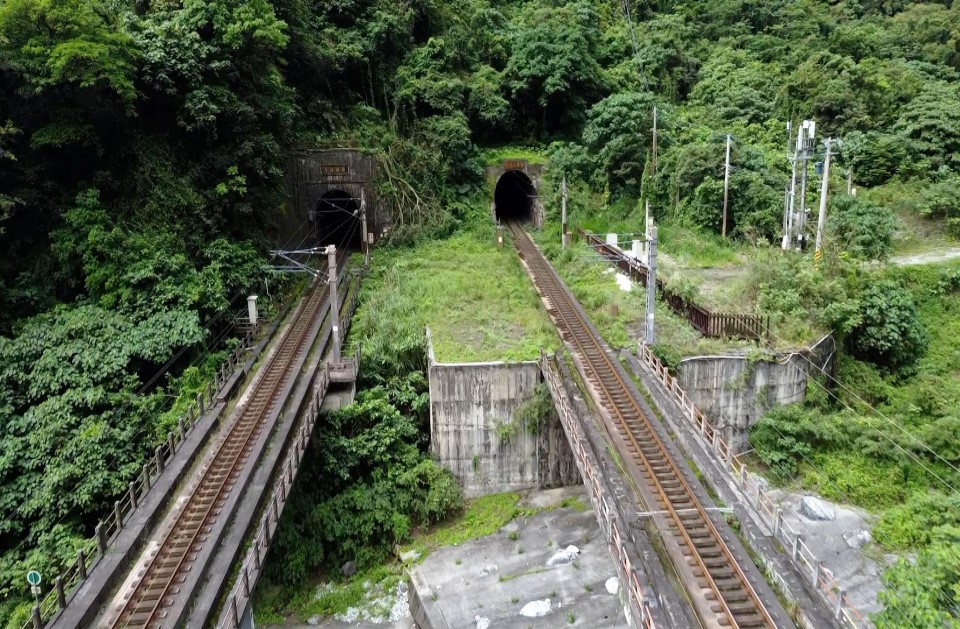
xmin=247 ymin=295 xmax=258 ymax=327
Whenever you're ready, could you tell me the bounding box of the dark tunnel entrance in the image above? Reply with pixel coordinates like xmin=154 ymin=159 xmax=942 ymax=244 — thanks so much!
xmin=315 ymin=190 xmax=362 ymax=250
xmin=494 ymin=170 xmax=535 ymax=223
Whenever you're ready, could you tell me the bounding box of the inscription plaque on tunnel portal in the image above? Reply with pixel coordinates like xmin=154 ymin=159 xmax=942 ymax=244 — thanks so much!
xmin=320 ymin=164 xmax=349 ymax=177
xmin=503 ymin=159 xmax=527 ymax=171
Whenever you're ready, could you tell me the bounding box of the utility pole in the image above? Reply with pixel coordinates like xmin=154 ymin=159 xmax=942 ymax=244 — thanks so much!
xmin=326 ymin=245 xmax=341 ymax=362
xmin=561 ymin=175 xmax=569 ymax=249
xmin=722 ymin=134 xmax=732 ymax=238
xmin=651 ymin=107 xmax=658 ymax=176
xmin=645 ymin=223 xmax=658 ymax=345
xmin=846 ymin=168 xmax=853 ymax=195
xmin=360 ymin=189 xmax=370 ymax=267
xmin=782 ymin=121 xmax=797 ymax=250
xmin=814 ymin=138 xmax=833 ymax=264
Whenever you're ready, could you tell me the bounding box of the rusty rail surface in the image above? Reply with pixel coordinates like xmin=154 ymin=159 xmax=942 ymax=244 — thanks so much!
xmin=509 ymin=221 xmax=777 ymax=628
xmin=216 ymin=276 xmax=362 ymax=629
xmin=106 ymin=255 xmax=346 ymax=629
xmin=636 ymin=343 xmax=868 ymax=628
xmin=578 ymin=228 xmax=766 ymax=340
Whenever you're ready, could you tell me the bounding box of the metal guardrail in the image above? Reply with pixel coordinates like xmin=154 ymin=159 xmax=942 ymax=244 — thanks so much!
xmin=23 ymin=329 xmax=258 ymax=629
xmin=636 ymin=343 xmax=869 ymax=628
xmin=217 ymin=273 xmax=361 ymax=628
xmin=217 ymin=366 xmax=331 ymax=629
xmin=541 ymin=349 xmax=657 ymax=629
xmin=577 ymin=228 xmax=766 ymax=340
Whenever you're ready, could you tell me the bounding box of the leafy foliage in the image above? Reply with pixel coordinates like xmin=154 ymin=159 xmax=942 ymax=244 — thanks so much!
xmin=827 ymin=194 xmax=896 ymax=261
xmin=848 ymin=279 xmax=927 ymax=373
xmin=265 ymin=382 xmax=462 ymax=583
xmin=875 ymin=527 xmax=960 ymax=628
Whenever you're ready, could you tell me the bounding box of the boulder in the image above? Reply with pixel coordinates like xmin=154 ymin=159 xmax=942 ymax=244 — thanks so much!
xmin=520 ymin=599 xmax=552 ymax=618
xmin=800 ymin=496 xmax=835 ymax=521
xmin=341 ymin=560 xmax=357 ymax=577
xmin=605 ymin=577 xmax=620 ymax=595
xmin=546 ymin=545 xmax=580 ymax=566
xmin=845 ymin=529 xmax=872 ymax=549
xmin=478 ymin=564 xmax=499 ymax=577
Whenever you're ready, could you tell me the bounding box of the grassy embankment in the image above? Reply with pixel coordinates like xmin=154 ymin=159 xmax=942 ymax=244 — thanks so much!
xmin=356 ymin=221 xmax=557 ymax=363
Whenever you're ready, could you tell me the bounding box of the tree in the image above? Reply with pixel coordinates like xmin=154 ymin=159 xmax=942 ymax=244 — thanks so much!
xmin=827 ymin=194 xmax=896 ymax=261
xmin=688 ymin=51 xmax=779 ymax=125
xmin=840 ymin=131 xmax=911 ymax=186
xmin=895 ymin=82 xmax=960 ymax=173
xmin=504 ymin=1 xmax=604 ymax=133
xmin=916 ymin=176 xmax=960 ymax=237
xmin=582 ymin=92 xmax=658 ymax=196
xmin=848 ymin=280 xmax=927 ymax=374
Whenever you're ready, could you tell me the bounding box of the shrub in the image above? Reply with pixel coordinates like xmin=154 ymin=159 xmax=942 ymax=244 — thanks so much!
xmin=873 ymin=491 xmax=960 ymax=550
xmin=847 ymin=279 xmax=927 ymax=374
xmin=916 ymin=176 xmax=960 ymax=237
xmin=827 ymin=194 xmax=895 ymax=261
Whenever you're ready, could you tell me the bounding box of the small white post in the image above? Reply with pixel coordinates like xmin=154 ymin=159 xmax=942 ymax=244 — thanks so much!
xmin=247 ymin=295 xmax=258 ymax=327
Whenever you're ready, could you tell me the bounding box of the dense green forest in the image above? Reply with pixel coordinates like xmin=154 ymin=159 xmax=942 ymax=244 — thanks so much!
xmin=2 ymin=0 xmax=960 ymax=625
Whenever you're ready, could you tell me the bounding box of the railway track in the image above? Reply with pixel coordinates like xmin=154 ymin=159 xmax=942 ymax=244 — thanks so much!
xmin=108 ymin=257 xmax=342 ymax=629
xmin=507 ymin=221 xmax=778 ymax=629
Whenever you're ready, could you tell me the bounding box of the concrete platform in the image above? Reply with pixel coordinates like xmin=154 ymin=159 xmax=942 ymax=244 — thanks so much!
xmin=409 ymin=486 xmax=629 ymax=628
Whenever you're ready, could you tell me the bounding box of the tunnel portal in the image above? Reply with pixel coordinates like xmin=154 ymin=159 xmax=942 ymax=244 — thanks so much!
xmin=494 ymin=170 xmax=535 ymax=223
xmin=315 ymin=190 xmax=362 ymax=250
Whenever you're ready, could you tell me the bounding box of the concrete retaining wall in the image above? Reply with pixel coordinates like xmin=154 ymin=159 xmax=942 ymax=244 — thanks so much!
xmin=675 ymin=335 xmax=835 ymax=449
xmin=428 ymin=334 xmax=577 ymax=498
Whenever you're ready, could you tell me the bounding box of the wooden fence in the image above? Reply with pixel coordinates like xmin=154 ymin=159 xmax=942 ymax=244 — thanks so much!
xmin=578 ymin=228 xmax=766 ymax=341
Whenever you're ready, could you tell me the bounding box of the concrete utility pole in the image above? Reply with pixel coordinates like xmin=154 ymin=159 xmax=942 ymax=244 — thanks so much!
xmin=846 ymin=168 xmax=853 ymax=195
xmin=814 ymin=138 xmax=834 ymax=262
xmin=652 ymin=107 xmax=659 ymax=175
xmin=561 ymin=175 xmax=569 ymax=249
xmin=360 ymin=189 xmax=370 ymax=267
xmin=782 ymin=122 xmax=797 ymax=250
xmin=326 ymin=245 xmax=341 ymax=362
xmin=796 ymin=120 xmax=816 ymax=251
xmin=645 ymin=223 xmax=658 ymax=345
xmin=722 ymin=134 xmax=732 ymax=238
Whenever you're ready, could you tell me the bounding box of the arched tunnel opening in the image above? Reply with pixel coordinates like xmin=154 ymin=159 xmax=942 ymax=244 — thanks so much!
xmin=315 ymin=190 xmax=362 ymax=250
xmin=494 ymin=170 xmax=535 ymax=223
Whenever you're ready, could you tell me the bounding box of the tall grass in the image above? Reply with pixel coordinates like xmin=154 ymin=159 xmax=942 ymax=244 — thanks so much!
xmin=351 ymin=224 xmax=557 ymax=363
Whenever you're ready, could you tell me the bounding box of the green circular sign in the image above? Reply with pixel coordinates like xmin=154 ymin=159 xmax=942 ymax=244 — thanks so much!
xmin=26 ymin=571 xmax=41 ymax=587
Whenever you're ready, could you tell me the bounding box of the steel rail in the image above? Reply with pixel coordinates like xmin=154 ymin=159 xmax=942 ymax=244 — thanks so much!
xmin=507 ymin=221 xmax=777 ymax=629
xmin=109 ymin=254 xmax=344 ymax=629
